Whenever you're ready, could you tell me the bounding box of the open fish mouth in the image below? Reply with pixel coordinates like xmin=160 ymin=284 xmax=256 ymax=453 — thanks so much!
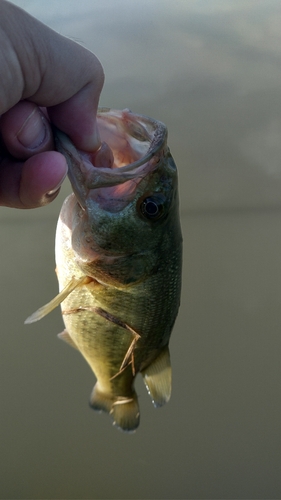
xmin=54 ymin=108 xmax=168 ymax=212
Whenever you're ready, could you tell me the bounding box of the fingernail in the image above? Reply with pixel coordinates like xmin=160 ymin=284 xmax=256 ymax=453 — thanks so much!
xmin=83 ymin=122 xmax=101 ymax=152
xmin=45 ymin=169 xmax=68 ymax=197
xmin=17 ymin=108 xmax=47 ymax=149
xmin=44 ymin=187 xmax=61 ymax=199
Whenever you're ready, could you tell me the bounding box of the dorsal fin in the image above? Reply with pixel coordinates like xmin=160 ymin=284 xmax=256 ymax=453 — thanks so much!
xmin=141 ymin=346 xmax=172 ymax=407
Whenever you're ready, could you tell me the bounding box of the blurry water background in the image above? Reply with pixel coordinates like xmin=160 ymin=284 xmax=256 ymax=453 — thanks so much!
xmin=1 ymin=0 xmax=281 ymax=498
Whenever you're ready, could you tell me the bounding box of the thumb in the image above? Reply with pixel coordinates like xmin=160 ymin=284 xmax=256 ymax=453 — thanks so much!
xmin=0 ymin=101 xmax=53 ymax=160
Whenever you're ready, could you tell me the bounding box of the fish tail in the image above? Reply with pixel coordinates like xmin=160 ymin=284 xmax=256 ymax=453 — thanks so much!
xmin=90 ymin=383 xmax=140 ymax=432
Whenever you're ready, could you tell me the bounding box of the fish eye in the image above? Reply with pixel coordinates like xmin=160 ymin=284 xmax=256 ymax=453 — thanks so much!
xmin=138 ymin=194 xmax=166 ymax=221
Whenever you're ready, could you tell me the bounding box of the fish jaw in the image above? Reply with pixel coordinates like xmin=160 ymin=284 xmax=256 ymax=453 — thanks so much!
xmin=54 ymin=108 xmax=167 ymax=210
xmin=55 ymin=108 xmax=179 ymax=287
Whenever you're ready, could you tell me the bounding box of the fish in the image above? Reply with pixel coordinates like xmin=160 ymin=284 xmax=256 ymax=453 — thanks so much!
xmin=25 ymin=108 xmax=182 ymax=432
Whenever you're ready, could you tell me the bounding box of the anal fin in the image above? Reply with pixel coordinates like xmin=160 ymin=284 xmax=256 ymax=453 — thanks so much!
xmin=141 ymin=346 xmax=172 ymax=407
xmin=57 ymin=329 xmax=79 ymax=350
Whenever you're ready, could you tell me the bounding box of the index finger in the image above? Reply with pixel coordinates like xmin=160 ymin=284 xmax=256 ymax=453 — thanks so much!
xmin=0 ymin=1 xmax=104 ymax=151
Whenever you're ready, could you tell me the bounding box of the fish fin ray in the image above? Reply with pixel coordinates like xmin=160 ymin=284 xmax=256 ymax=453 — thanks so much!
xmin=24 ymin=276 xmax=90 ymax=324
xmin=111 ymin=395 xmax=140 ymax=433
xmin=57 ymin=329 xmax=79 ymax=350
xmin=141 ymin=346 xmax=172 ymax=407
xmin=90 ymin=383 xmax=140 ymax=432
xmin=90 ymin=383 xmax=113 ymax=413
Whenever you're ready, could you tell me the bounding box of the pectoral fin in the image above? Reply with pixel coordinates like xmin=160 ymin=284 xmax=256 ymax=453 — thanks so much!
xmin=24 ymin=276 xmax=90 ymax=324
xmin=141 ymin=346 xmax=172 ymax=407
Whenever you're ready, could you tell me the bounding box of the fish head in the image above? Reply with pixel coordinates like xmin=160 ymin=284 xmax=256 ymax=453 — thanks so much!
xmin=55 ymin=108 xmax=181 ymax=286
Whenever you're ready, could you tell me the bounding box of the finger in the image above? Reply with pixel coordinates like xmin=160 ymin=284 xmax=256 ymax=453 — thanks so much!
xmin=48 ymin=83 xmax=102 ymax=152
xmin=0 ymin=101 xmax=53 ymax=160
xmin=0 ymin=151 xmax=67 ymax=208
xmin=0 ymin=1 xmax=104 ymax=152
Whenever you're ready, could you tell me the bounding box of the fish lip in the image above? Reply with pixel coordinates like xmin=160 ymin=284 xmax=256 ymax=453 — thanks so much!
xmin=54 ymin=108 xmax=167 ymax=209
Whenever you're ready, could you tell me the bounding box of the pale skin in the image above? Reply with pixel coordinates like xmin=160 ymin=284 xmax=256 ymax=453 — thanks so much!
xmin=0 ymin=0 xmax=104 ymax=208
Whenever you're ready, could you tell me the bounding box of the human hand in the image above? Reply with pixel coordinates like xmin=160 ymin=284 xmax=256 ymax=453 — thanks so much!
xmin=0 ymin=0 xmax=104 ymax=208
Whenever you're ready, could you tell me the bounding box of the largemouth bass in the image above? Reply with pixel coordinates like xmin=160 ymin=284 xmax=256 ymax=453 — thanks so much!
xmin=26 ymin=108 xmax=182 ymax=432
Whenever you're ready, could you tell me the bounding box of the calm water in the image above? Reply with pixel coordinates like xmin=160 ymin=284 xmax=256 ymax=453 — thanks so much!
xmin=1 ymin=1 xmax=281 ymax=498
